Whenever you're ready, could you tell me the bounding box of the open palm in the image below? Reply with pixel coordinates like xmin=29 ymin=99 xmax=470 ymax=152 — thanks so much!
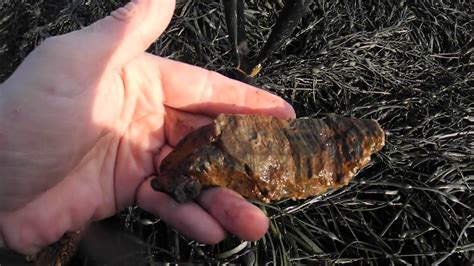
xmin=0 ymin=0 xmax=295 ymax=255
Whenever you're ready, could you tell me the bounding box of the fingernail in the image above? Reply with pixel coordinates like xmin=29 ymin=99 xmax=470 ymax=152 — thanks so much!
xmin=110 ymin=1 xmax=137 ymax=21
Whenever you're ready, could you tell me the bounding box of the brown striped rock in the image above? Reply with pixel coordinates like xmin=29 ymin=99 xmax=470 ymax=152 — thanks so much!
xmin=151 ymin=114 xmax=385 ymax=203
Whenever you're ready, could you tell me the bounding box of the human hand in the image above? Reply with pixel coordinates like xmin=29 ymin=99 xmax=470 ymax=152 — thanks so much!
xmin=0 ymin=0 xmax=295 ymax=255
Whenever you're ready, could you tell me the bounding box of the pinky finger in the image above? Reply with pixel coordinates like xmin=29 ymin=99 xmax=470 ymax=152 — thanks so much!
xmin=136 ymin=177 xmax=226 ymax=244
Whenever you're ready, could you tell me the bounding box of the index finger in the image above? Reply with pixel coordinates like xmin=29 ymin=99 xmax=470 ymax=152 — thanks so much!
xmin=148 ymin=55 xmax=296 ymax=118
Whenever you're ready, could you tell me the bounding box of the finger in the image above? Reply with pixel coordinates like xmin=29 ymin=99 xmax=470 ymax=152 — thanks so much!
xmin=147 ymin=56 xmax=296 ymax=118
xmin=114 ymin=113 xmax=166 ymax=210
xmin=164 ymin=106 xmax=214 ymax=146
xmin=136 ymin=178 xmax=226 ymax=244
xmin=153 ymin=143 xmax=173 ymax=167
xmin=55 ymin=0 xmax=175 ymax=69
xmin=197 ymin=188 xmax=269 ymax=241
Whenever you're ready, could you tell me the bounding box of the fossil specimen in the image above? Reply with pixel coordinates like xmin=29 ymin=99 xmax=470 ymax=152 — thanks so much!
xmin=151 ymin=114 xmax=385 ymax=203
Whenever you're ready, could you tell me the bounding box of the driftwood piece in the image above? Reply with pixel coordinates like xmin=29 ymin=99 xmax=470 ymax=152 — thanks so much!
xmin=151 ymin=114 xmax=385 ymax=203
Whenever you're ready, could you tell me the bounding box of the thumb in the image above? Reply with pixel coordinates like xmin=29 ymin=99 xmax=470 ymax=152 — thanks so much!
xmin=60 ymin=0 xmax=175 ymax=69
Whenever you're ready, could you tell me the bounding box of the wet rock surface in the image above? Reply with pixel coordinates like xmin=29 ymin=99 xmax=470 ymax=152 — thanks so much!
xmin=151 ymin=114 xmax=385 ymax=203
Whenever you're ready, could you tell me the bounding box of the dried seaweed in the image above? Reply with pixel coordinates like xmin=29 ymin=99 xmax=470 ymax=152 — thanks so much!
xmin=0 ymin=0 xmax=472 ymax=265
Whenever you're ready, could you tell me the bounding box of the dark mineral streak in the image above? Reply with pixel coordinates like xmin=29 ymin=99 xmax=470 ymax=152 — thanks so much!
xmin=151 ymin=114 xmax=385 ymax=203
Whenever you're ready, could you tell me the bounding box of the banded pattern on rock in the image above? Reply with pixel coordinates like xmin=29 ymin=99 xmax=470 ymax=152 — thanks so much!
xmin=151 ymin=114 xmax=385 ymax=203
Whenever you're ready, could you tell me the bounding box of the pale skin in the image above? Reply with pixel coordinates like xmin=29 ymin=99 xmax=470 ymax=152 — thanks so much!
xmin=0 ymin=0 xmax=295 ymax=255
